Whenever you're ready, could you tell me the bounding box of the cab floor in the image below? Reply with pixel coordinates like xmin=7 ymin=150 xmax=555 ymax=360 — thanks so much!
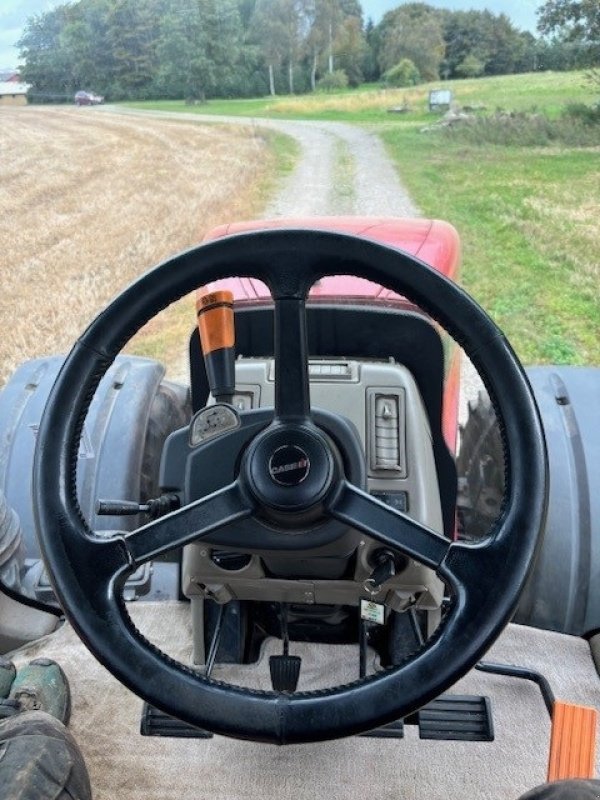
xmin=11 ymin=602 xmax=600 ymax=800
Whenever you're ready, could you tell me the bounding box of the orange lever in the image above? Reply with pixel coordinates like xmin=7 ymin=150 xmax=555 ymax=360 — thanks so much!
xmin=196 ymin=289 xmax=235 ymax=355
xmin=196 ymin=288 xmax=236 ymax=403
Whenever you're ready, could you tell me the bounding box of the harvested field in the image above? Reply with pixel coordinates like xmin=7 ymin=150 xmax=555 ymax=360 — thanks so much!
xmin=0 ymin=107 xmax=273 ymax=386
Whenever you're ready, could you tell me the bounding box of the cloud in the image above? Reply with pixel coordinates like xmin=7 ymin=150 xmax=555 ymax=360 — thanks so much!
xmin=0 ymin=27 xmax=22 ymax=68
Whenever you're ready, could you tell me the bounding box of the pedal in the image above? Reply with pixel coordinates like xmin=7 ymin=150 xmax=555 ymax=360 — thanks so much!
xmin=359 ymin=720 xmax=404 ymax=739
xmin=547 ymin=702 xmax=597 ymax=781
xmin=269 ymin=655 xmax=301 ymax=692
xmin=417 ymin=694 xmax=493 ymax=741
xmin=140 ymin=702 xmax=213 ymax=738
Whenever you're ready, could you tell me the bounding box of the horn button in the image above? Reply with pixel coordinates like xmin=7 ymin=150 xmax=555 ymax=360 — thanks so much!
xmin=243 ymin=424 xmax=338 ymax=519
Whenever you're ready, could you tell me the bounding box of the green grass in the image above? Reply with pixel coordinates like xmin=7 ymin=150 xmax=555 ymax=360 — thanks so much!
xmin=382 ymin=128 xmax=600 ymax=365
xmin=125 ymin=70 xmax=593 ymax=123
xmin=263 ymin=128 xmax=300 ymax=183
xmin=331 ymin=139 xmax=355 ymax=213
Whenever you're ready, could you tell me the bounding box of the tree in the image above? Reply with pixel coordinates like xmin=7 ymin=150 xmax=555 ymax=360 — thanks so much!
xmin=303 ymin=0 xmax=364 ymax=90
xmin=383 ymin=58 xmax=420 ymax=86
xmin=537 ymin=0 xmax=600 ymax=64
xmin=248 ymin=0 xmax=289 ymax=95
xmin=538 ymin=0 xmax=600 ymax=44
xmin=482 ymin=12 xmax=527 ymax=75
xmin=333 ymin=15 xmax=368 ymax=86
xmin=377 ymin=3 xmax=445 ymax=82
xmin=155 ymin=0 xmax=244 ymax=100
xmin=314 ymin=0 xmax=343 ymax=76
xmin=18 ymin=6 xmax=74 ymax=98
xmin=440 ymin=8 xmax=530 ymax=79
xmin=455 ymin=53 xmax=484 ymax=78
xmin=279 ymin=0 xmax=306 ymax=93
xmin=106 ymin=0 xmax=160 ymax=95
xmin=362 ymin=17 xmax=380 ymax=82
xmin=17 ymin=0 xmax=372 ymax=102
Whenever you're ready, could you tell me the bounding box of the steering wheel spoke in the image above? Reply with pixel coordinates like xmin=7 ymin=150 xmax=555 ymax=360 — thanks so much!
xmin=328 ymin=481 xmax=450 ymax=569
xmin=124 ymin=482 xmax=253 ymax=566
xmin=273 ymin=295 xmax=311 ymax=421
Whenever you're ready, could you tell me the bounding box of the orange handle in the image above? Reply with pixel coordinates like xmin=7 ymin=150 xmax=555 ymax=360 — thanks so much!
xmin=196 ymin=289 xmax=235 ymax=354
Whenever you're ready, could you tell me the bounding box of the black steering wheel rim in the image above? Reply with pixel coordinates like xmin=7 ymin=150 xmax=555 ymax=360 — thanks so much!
xmin=33 ymin=228 xmax=547 ymax=744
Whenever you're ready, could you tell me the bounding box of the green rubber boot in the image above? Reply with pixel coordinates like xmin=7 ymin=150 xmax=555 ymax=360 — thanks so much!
xmin=9 ymin=658 xmax=71 ymax=724
xmin=0 ymin=655 xmax=16 ymax=698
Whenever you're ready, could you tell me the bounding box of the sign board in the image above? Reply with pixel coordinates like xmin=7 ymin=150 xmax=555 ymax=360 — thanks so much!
xmin=429 ymin=89 xmax=453 ymax=112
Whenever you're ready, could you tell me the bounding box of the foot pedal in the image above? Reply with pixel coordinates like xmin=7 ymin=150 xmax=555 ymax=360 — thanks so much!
xmin=269 ymin=655 xmax=301 ymax=692
xmin=360 ymin=720 xmax=404 ymax=739
xmin=140 ymin=702 xmax=213 ymax=738
xmin=417 ymin=694 xmax=493 ymax=741
xmin=548 ymin=702 xmax=597 ymax=781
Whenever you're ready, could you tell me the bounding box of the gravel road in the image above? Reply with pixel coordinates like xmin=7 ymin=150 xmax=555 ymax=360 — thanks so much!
xmin=258 ymin=118 xmax=420 ymax=217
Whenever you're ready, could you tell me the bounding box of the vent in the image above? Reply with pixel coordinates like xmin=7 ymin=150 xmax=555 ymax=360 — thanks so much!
xmin=267 ymin=360 xmax=358 ymax=382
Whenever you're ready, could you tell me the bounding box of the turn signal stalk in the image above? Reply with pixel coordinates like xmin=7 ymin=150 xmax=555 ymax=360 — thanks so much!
xmin=196 ymin=288 xmax=236 ymax=405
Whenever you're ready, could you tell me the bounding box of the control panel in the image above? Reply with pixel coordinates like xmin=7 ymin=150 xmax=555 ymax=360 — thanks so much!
xmin=230 ymin=357 xmax=443 ymax=536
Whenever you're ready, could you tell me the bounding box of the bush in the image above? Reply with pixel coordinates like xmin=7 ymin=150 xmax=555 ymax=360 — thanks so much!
xmin=564 ymin=102 xmax=600 ymax=125
xmin=455 ymin=55 xmax=485 ymax=79
xmin=316 ymin=70 xmax=349 ymax=92
xmin=383 ymin=59 xmax=421 ymax=88
xmin=438 ymin=110 xmax=600 ymax=147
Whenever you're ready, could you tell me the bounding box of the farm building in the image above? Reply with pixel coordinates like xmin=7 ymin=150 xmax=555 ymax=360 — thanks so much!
xmin=0 ymin=82 xmax=30 ymax=106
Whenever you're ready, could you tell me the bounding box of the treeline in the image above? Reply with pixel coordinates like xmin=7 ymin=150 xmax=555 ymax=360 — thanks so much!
xmin=17 ymin=0 xmax=597 ymax=102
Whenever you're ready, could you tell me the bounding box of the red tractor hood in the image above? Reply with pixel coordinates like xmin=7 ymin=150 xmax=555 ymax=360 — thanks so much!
xmin=202 ymin=217 xmax=460 ymax=302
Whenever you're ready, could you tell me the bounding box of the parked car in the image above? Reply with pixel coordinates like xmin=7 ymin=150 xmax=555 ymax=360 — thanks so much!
xmin=74 ymin=90 xmax=104 ymax=106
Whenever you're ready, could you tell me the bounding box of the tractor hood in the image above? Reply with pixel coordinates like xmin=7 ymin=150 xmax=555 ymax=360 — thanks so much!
xmin=202 ymin=217 xmax=460 ymax=303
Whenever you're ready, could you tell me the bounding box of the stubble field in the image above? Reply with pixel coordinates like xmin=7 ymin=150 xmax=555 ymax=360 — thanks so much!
xmin=0 ymin=107 xmax=274 ymax=386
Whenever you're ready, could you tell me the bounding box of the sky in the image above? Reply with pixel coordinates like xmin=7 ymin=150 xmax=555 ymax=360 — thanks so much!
xmin=0 ymin=0 xmax=59 ymax=69
xmin=361 ymin=0 xmax=541 ymax=30
xmin=0 ymin=0 xmax=543 ymax=69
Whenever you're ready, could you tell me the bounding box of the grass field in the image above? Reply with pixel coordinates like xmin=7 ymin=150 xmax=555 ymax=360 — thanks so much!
xmin=0 ymin=107 xmax=284 ymax=386
xmin=128 ymin=70 xmax=593 ymax=123
xmin=383 ymin=128 xmax=600 ymax=364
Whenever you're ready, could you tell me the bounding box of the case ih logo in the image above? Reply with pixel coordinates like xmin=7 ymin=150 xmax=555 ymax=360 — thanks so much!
xmin=268 ymin=445 xmax=310 ymax=486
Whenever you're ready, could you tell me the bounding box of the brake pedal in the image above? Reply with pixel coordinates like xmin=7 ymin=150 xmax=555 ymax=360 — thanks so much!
xmin=269 ymin=654 xmax=302 ymax=693
xmin=269 ymin=603 xmax=301 ymax=692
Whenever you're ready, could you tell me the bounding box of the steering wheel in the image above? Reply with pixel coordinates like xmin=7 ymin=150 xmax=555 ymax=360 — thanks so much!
xmin=33 ymin=229 xmax=547 ymax=745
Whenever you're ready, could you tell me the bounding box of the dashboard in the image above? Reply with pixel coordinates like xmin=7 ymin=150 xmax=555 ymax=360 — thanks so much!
xmin=166 ymin=356 xmax=447 ymax=664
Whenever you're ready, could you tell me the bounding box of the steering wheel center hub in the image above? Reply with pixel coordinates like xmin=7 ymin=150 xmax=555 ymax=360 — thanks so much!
xmin=268 ymin=444 xmax=311 ymax=486
xmin=243 ymin=424 xmax=336 ymax=515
